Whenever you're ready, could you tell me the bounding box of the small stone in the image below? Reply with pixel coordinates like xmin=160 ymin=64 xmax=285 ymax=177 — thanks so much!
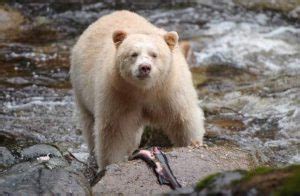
xmin=21 ymin=144 xmax=62 ymax=161
xmin=106 ymin=163 xmax=121 ymax=173
xmin=0 ymin=147 xmax=16 ymax=168
xmin=71 ymin=152 xmax=89 ymax=163
xmin=37 ymin=154 xmax=51 ymax=162
xmin=45 ymin=157 xmax=68 ymax=169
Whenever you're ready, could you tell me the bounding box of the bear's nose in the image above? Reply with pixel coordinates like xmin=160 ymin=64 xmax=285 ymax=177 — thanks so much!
xmin=138 ymin=64 xmax=151 ymax=76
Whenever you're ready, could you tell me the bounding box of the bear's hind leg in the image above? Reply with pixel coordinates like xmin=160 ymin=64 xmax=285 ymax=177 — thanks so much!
xmin=76 ymin=99 xmax=95 ymax=153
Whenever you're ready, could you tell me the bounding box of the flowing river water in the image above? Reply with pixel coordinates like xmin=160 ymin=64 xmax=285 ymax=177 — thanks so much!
xmin=0 ymin=0 xmax=299 ymax=168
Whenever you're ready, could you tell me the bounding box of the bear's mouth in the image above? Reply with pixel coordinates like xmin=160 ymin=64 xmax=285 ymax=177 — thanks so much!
xmin=136 ymin=74 xmax=150 ymax=80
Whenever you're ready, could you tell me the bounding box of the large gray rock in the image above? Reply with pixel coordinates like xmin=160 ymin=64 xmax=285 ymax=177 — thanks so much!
xmin=93 ymin=146 xmax=253 ymax=195
xmin=0 ymin=160 xmax=91 ymax=195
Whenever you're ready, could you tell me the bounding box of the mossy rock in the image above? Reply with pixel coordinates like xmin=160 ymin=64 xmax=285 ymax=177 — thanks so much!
xmin=195 ymin=173 xmax=221 ymax=190
xmin=195 ymin=165 xmax=300 ymax=195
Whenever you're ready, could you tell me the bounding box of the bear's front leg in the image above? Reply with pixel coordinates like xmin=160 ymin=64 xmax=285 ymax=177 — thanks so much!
xmin=163 ymin=105 xmax=205 ymax=147
xmin=94 ymin=116 xmax=143 ymax=170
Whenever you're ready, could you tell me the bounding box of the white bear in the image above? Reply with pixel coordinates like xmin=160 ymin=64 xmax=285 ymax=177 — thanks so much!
xmin=70 ymin=10 xmax=205 ymax=170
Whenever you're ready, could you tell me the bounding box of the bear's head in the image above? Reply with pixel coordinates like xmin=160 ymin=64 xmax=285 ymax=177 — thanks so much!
xmin=113 ymin=30 xmax=178 ymax=89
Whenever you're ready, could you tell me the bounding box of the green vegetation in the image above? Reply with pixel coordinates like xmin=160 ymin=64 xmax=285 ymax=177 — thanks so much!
xmin=241 ymin=166 xmax=274 ymax=181
xmin=276 ymin=165 xmax=300 ymax=195
xmin=194 ymin=165 xmax=300 ymax=195
xmin=195 ymin=173 xmax=220 ymax=191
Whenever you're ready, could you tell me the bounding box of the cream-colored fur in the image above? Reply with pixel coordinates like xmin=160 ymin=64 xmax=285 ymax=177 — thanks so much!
xmin=70 ymin=10 xmax=205 ymax=170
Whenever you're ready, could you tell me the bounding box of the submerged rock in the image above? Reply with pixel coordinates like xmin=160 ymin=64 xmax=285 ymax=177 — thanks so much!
xmin=92 ymin=146 xmax=253 ymax=195
xmin=102 ymin=0 xmax=198 ymax=9
xmin=234 ymin=0 xmax=300 ymax=14
xmin=0 ymin=6 xmax=24 ymax=40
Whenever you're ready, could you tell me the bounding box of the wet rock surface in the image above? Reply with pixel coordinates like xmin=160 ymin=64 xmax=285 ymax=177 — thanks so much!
xmin=0 ymin=0 xmax=299 ymax=194
xmin=200 ymin=72 xmax=300 ymax=165
xmin=93 ymin=146 xmax=253 ymax=195
xmin=0 ymin=144 xmax=92 ymax=195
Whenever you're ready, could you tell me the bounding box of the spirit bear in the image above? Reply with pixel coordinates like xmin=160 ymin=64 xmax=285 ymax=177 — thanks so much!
xmin=70 ymin=10 xmax=205 ymax=169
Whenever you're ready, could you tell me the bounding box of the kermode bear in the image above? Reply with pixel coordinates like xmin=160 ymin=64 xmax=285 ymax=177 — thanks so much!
xmin=70 ymin=11 xmax=205 ymax=170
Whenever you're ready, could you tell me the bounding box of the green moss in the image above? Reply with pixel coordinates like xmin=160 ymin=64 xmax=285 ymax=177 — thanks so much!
xmin=195 ymin=173 xmax=220 ymax=191
xmin=275 ymin=165 xmax=300 ymax=196
xmin=230 ymin=166 xmax=274 ymax=186
xmin=245 ymin=167 xmax=274 ymax=178
xmin=194 ymin=165 xmax=300 ymax=195
xmin=235 ymin=165 xmax=300 ymax=195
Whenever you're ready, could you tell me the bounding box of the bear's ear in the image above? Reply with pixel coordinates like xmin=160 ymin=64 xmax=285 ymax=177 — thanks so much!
xmin=179 ymin=41 xmax=191 ymax=60
xmin=113 ymin=30 xmax=127 ymax=47
xmin=164 ymin=31 xmax=179 ymax=50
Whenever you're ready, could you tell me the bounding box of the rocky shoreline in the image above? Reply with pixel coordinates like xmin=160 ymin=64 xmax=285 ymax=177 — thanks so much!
xmin=0 ymin=141 xmax=254 ymax=195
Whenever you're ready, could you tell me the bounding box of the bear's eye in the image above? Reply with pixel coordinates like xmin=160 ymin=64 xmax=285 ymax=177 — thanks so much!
xmin=131 ymin=52 xmax=138 ymax=58
xmin=150 ymin=52 xmax=157 ymax=58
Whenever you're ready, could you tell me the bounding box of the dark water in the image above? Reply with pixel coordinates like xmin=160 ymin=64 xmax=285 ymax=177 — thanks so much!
xmin=0 ymin=0 xmax=299 ymax=166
